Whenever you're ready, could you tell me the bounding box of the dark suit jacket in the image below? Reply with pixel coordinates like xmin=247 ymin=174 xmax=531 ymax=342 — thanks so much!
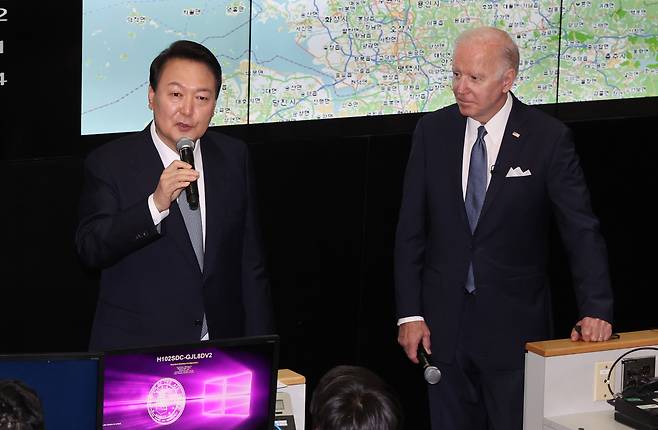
xmin=394 ymin=95 xmax=613 ymax=368
xmin=76 ymin=126 xmax=274 ymax=351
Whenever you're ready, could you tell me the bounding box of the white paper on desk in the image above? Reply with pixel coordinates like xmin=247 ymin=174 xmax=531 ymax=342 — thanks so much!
xmin=277 ymin=380 xmax=287 ymax=389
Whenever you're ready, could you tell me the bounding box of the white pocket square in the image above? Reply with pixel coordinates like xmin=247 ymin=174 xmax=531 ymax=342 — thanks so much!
xmin=505 ymin=167 xmax=532 ymax=177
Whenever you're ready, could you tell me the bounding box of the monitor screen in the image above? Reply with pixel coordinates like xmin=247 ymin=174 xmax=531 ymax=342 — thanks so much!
xmin=101 ymin=335 xmax=279 ymax=430
xmin=81 ymin=0 xmax=251 ymax=134
xmin=0 ymin=353 xmax=101 ymax=430
xmin=81 ymin=0 xmax=658 ymax=134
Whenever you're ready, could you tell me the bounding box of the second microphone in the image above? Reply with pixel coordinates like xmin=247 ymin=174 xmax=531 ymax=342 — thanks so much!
xmin=418 ymin=345 xmax=442 ymax=385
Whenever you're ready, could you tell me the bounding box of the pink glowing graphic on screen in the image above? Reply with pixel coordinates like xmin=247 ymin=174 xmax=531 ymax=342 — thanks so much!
xmin=102 ymin=347 xmax=273 ymax=429
xmin=202 ymin=370 xmax=253 ymax=417
xmin=146 ymin=377 xmax=186 ymax=425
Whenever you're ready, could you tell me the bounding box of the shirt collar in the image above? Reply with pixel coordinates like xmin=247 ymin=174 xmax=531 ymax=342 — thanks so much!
xmin=466 ymin=92 xmax=513 ymax=144
xmin=149 ymin=121 xmax=202 ymax=167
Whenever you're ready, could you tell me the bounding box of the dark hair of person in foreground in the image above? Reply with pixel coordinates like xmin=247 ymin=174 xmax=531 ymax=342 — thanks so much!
xmin=0 ymin=380 xmax=44 ymax=430
xmin=310 ymin=365 xmax=403 ymax=430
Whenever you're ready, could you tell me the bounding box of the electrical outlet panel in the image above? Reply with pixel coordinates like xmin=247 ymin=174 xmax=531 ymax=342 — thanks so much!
xmin=593 ymin=360 xmax=615 ymax=401
xmin=622 ymin=356 xmax=656 ymax=391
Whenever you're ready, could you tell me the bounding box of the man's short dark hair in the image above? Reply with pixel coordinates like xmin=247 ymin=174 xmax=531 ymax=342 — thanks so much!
xmin=310 ymin=365 xmax=403 ymax=430
xmin=149 ymin=40 xmax=223 ymax=99
xmin=0 ymin=380 xmax=44 ymax=430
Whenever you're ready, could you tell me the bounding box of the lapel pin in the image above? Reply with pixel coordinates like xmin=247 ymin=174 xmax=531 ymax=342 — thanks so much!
xmin=512 ymin=132 xmax=520 ymax=138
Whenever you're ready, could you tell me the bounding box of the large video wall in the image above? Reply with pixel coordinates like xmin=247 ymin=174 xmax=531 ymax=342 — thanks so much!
xmin=81 ymin=0 xmax=657 ymax=135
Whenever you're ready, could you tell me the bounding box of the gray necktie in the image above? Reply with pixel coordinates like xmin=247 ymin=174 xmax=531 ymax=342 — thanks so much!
xmin=178 ymin=193 xmax=208 ymax=339
xmin=464 ymin=125 xmax=488 ymax=293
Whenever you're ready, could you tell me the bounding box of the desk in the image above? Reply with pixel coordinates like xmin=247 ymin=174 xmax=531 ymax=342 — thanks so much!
xmin=543 ymin=410 xmax=632 ymax=429
xmin=278 ymin=369 xmax=306 ymax=430
xmin=523 ymin=329 xmax=658 ymax=430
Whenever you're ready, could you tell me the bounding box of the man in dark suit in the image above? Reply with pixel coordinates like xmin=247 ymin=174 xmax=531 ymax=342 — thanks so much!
xmin=76 ymin=40 xmax=273 ymax=351
xmin=394 ymin=27 xmax=613 ymax=429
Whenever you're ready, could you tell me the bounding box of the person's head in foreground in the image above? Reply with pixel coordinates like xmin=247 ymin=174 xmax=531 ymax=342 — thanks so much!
xmin=310 ymin=365 xmax=403 ymax=430
xmin=0 ymin=380 xmax=44 ymax=430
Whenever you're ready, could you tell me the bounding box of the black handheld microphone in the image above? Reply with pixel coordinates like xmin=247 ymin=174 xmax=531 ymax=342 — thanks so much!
xmin=418 ymin=345 xmax=441 ymax=384
xmin=176 ymin=137 xmax=199 ymax=210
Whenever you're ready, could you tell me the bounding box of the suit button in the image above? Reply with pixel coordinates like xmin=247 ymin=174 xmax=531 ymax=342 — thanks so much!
xmin=194 ymin=319 xmax=202 ymax=326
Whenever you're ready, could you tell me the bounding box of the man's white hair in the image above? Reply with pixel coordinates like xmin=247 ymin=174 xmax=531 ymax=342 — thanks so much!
xmin=454 ymin=26 xmax=520 ymax=75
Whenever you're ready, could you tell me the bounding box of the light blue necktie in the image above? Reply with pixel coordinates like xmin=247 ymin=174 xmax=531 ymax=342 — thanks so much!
xmin=178 ymin=193 xmax=208 ymax=339
xmin=464 ymin=125 xmax=488 ymax=293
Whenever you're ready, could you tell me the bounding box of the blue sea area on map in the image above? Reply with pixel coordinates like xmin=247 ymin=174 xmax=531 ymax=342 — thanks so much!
xmin=82 ymin=0 xmax=249 ymax=135
xmin=251 ymin=15 xmax=334 ymax=81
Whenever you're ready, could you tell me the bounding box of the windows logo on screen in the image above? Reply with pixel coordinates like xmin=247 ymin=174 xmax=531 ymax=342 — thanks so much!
xmin=202 ymin=371 xmax=253 ymax=417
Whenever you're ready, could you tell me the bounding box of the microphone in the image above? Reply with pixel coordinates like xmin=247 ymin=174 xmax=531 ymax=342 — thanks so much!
xmin=176 ymin=137 xmax=199 ymax=210
xmin=490 ymin=164 xmax=496 ymax=174
xmin=418 ymin=345 xmax=441 ymax=384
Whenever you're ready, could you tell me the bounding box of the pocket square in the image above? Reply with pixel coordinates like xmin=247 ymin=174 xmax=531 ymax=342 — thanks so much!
xmin=506 ymin=167 xmax=532 ymax=177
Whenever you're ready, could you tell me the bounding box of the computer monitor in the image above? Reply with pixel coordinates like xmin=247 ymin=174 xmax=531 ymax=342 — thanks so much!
xmin=0 ymin=352 xmax=101 ymax=429
xmin=101 ymin=335 xmax=280 ymax=430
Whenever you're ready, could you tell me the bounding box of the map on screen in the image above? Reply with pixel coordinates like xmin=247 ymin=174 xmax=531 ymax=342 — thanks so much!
xmin=81 ymin=0 xmax=657 ymax=135
xmin=558 ymin=0 xmax=657 ymax=102
xmin=82 ymin=0 xmax=250 ymax=135
xmin=249 ymin=0 xmax=563 ymax=123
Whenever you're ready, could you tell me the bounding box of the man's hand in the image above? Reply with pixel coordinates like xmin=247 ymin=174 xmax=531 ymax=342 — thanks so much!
xmin=570 ymin=317 xmax=612 ymax=342
xmin=153 ymin=160 xmax=199 ymax=212
xmin=398 ymin=320 xmax=432 ymax=364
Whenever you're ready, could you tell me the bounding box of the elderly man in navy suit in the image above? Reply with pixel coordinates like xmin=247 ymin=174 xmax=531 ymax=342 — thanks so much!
xmin=77 ymin=40 xmax=274 ymax=351
xmin=395 ymin=27 xmax=613 ymax=429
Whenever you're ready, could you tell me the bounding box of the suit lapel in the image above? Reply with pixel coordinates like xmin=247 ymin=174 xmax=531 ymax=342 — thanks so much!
xmin=198 ymin=135 xmax=226 ymax=282
xmin=446 ymin=113 xmax=472 ymax=235
xmin=130 ymin=127 xmax=166 ymax=199
xmin=477 ymin=98 xmax=529 ymax=225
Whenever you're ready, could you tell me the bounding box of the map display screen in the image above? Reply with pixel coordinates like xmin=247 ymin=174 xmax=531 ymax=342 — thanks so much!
xmin=82 ymin=0 xmax=251 ymax=134
xmin=81 ymin=0 xmax=657 ymax=134
xmin=558 ymin=0 xmax=657 ymax=102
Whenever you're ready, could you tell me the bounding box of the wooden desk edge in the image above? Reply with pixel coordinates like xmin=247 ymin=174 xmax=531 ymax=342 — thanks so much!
xmin=526 ymin=329 xmax=658 ymax=357
xmin=278 ymin=368 xmax=306 ymax=385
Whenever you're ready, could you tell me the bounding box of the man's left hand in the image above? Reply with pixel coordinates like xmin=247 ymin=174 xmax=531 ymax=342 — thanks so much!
xmin=570 ymin=317 xmax=612 ymax=342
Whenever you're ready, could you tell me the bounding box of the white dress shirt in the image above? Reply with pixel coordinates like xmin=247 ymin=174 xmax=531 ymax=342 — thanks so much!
xmin=461 ymin=92 xmax=513 ymax=198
